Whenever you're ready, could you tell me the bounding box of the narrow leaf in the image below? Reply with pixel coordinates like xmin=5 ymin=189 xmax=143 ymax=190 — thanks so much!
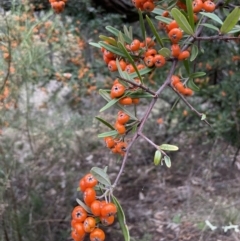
xmin=99 ymin=41 xmax=126 ymax=57
xmin=185 ymin=0 xmax=195 ymax=30
xmin=129 ymin=67 xmax=152 ymax=78
xmin=89 ymin=42 xmax=101 ymax=48
xmin=90 ymin=167 xmax=111 ymax=186
xmin=76 ymin=198 xmax=92 ymax=213
xmin=171 ymin=8 xmax=194 ymax=35
xmin=99 ymin=35 xmax=117 ymax=46
xmin=189 ymin=72 xmax=206 ymax=78
xmin=154 ymin=150 xmax=162 ymax=165
xmin=106 ymin=26 xmax=120 ymax=37
xmin=146 ymin=15 xmax=164 ymax=47
xmin=99 ymin=89 xmax=111 ymax=102
xmin=200 ymin=23 xmax=219 ymax=32
xmin=220 ymin=7 xmax=240 ymax=34
xmin=199 ymin=12 xmax=223 ymax=25
xmin=112 ymin=196 xmax=130 ymax=241
xmin=160 ymin=144 xmax=179 ymax=151
xmin=190 ymin=44 xmax=198 ymax=61
xmin=95 ymin=117 xmax=115 ymax=130
xmin=164 ymin=156 xmax=171 ymax=168
xmin=155 ymin=16 xmax=172 ymax=24
xmin=187 ymin=78 xmax=200 ymax=91
xmin=138 ymin=9 xmax=146 ymax=41
xmin=100 ymin=98 xmax=120 ymax=112
xmin=98 ymin=130 xmax=118 ymax=138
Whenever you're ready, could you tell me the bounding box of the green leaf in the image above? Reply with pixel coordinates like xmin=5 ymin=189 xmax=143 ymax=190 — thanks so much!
xmin=155 ymin=16 xmax=172 ymax=24
xmin=128 ymin=92 xmax=154 ymax=98
xmin=183 ymin=59 xmax=190 ymax=74
xmin=171 ymin=8 xmax=194 ymax=35
xmin=189 ymin=72 xmax=206 ymax=78
xmin=100 ymin=98 xmax=120 ymax=112
xmin=200 ymin=23 xmax=219 ymax=32
xmin=160 ymin=144 xmax=179 ymax=151
xmin=106 ymin=26 xmax=120 ymax=37
xmin=158 ymin=47 xmax=171 ymax=57
xmin=123 ymin=25 xmax=133 ymax=42
xmin=152 ymin=8 xmax=165 ymax=15
xmin=220 ymin=7 xmax=240 ymax=34
xmin=164 ymin=156 xmax=171 ymax=168
xmin=98 ymin=130 xmax=118 ymax=138
xmin=89 ymin=42 xmax=101 ymax=49
xmin=95 ymin=117 xmax=115 ymax=130
xmin=99 ymin=89 xmax=111 ymax=102
xmin=118 ymin=42 xmax=142 ymax=81
xmin=154 ymin=150 xmax=162 ymax=165
xmin=146 ymin=15 xmax=164 ymax=47
xmin=90 ymin=167 xmax=111 ymax=186
xmin=185 ymin=0 xmax=194 ymax=30
xmin=190 ymin=44 xmax=198 ymax=61
xmin=228 ymin=25 xmax=240 ymax=34
xmin=199 ymin=12 xmax=223 ymax=25
xmin=99 ymin=41 xmax=126 ymax=57
xmin=112 ymin=196 xmax=130 ymax=241
xmin=129 ymin=67 xmax=152 ymax=78
xmin=201 ymin=113 xmax=206 ymax=120
xmin=138 ymin=9 xmax=146 ymax=41
xmin=187 ymin=78 xmax=200 ymax=91
xmin=99 ymin=35 xmax=117 ymax=46
xmin=76 ymin=198 xmax=92 ymax=213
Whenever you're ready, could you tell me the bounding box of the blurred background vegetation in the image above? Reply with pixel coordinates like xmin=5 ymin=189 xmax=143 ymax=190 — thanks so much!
xmin=0 ymin=1 xmax=239 ymax=241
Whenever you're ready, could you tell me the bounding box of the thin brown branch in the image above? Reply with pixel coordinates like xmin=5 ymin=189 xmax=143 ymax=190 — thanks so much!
xmin=170 ymin=85 xmax=211 ymax=126
xmin=117 ymin=76 xmax=156 ymax=95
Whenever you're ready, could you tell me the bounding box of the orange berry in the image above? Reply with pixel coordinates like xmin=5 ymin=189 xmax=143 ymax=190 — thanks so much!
xmin=117 ymin=112 xmax=130 ymax=124
xmin=90 ymin=228 xmax=105 ymax=241
xmin=143 ymin=1 xmax=155 ymax=12
xmin=73 ymin=223 xmax=86 ymax=239
xmin=71 ymin=229 xmax=84 ymax=241
xmin=84 ymin=173 xmax=98 ymax=188
xmin=90 ymin=200 xmax=101 ymax=216
xmin=83 ymin=188 xmax=96 ymax=207
xmin=167 ymin=20 xmax=179 ymax=31
xmin=100 ymin=215 xmax=115 ymax=226
xmin=103 ymin=49 xmax=115 ymax=59
xmin=72 ymin=206 xmax=87 ymax=222
xmin=130 ymin=39 xmax=141 ymax=51
xmin=144 ymin=48 xmax=157 ymax=57
xmin=168 ymin=28 xmax=183 ymax=43
xmin=125 ymin=64 xmax=135 ymax=73
xmin=178 ymin=50 xmax=190 ymax=60
xmin=114 ymin=122 xmax=126 ymax=135
xmin=118 ymin=97 xmax=133 ymax=105
xmin=119 ymin=59 xmax=127 ymax=71
xmin=83 ymin=217 xmax=96 ymax=233
xmin=101 ymin=202 xmax=117 ymax=217
xmin=174 ymin=82 xmax=185 ymax=94
xmin=104 ymin=137 xmax=115 ymax=148
xmin=115 ymin=142 xmax=127 ymax=155
xmin=162 ymin=11 xmax=169 ymax=17
xmin=183 ymin=88 xmax=194 ymax=96
xmin=154 ymin=54 xmax=166 ymax=68
xmin=110 ymin=83 xmax=125 ymax=99
xmin=202 ymin=0 xmax=215 ymax=12
xmin=171 ymin=44 xmax=181 ymax=58
xmin=144 ymin=55 xmax=155 ymax=67
xmin=108 ymin=60 xmax=117 ymax=72
xmin=79 ymin=178 xmax=87 ymax=192
xmin=192 ymin=0 xmax=203 ymax=13
xmin=171 ymin=75 xmax=180 ymax=86
xmin=132 ymin=98 xmax=140 ymax=104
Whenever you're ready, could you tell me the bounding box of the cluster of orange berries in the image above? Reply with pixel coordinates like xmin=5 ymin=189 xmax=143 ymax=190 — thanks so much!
xmin=131 ymin=0 xmax=155 ymax=12
xmin=176 ymin=0 xmax=215 ymax=12
xmin=71 ymin=173 xmax=117 ymax=241
xmin=110 ymin=79 xmax=140 ymax=105
xmin=104 ymin=136 xmax=127 ymax=155
xmin=171 ymin=75 xmax=193 ymax=96
xmin=49 ymin=0 xmax=67 ymax=13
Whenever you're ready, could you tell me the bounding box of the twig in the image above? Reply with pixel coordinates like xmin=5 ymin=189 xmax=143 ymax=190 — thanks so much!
xmin=138 ymin=132 xmax=167 ymax=156
xmin=170 ymin=85 xmax=211 ymax=126
xmin=117 ymin=76 xmax=156 ymax=96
